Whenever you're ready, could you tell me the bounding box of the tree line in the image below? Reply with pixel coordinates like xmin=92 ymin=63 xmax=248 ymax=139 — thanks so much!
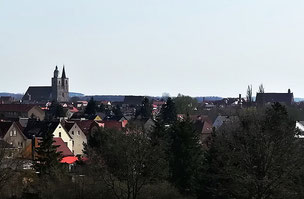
xmin=1 ymin=98 xmax=304 ymax=199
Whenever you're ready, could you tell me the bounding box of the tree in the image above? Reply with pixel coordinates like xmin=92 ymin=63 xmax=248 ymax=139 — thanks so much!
xmin=204 ymin=103 xmax=304 ymax=199
xmin=137 ymin=97 xmax=152 ymax=120
xmin=112 ymin=104 xmax=123 ymax=118
xmin=168 ymin=117 xmax=204 ymax=195
xmin=47 ymin=101 xmax=64 ymax=120
xmin=258 ymin=84 xmax=265 ymax=93
xmin=85 ymin=97 xmax=97 ymax=116
xmin=246 ymin=85 xmax=253 ymax=106
xmin=34 ymin=130 xmax=63 ymax=177
xmin=85 ymin=127 xmax=167 ymax=199
xmin=174 ymin=94 xmax=198 ymax=115
xmin=160 ymin=97 xmax=177 ymax=125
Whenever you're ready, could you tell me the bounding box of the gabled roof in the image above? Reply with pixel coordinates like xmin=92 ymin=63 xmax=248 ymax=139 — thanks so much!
xmin=256 ymin=92 xmax=294 ymax=105
xmin=102 ymin=120 xmax=123 ymax=131
xmin=22 ymin=86 xmax=52 ymax=102
xmin=76 ymin=120 xmax=98 ymax=135
xmin=63 ymin=121 xmax=75 ymax=132
xmin=0 ymin=104 xmax=36 ymax=112
xmin=23 ymin=121 xmax=60 ymax=139
xmin=53 ymin=137 xmax=73 ymax=157
xmin=123 ymin=96 xmax=144 ymax=106
xmin=0 ymin=121 xmax=13 ymax=138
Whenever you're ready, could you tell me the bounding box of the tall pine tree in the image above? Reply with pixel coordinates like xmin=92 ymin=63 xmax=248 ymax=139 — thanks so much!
xmin=168 ymin=117 xmax=204 ymax=195
xmin=34 ymin=130 xmax=63 ymax=176
xmin=160 ymin=97 xmax=177 ymax=125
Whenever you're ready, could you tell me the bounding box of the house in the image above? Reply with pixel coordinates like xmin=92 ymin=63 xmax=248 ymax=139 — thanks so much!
xmin=53 ymin=138 xmax=74 ymax=157
xmin=296 ymin=121 xmax=304 ymax=138
xmin=23 ymin=121 xmax=73 ymax=152
xmin=0 ymin=121 xmax=29 ymax=152
xmin=213 ymin=116 xmax=238 ymax=129
xmin=0 ymin=96 xmax=14 ymax=104
xmin=63 ymin=121 xmax=87 ymax=156
xmin=0 ymin=104 xmax=45 ymax=120
xmin=144 ymin=118 xmax=155 ymax=132
xmin=75 ymin=120 xmax=99 ymax=137
xmin=256 ymin=89 xmax=294 ymax=106
xmin=123 ymin=96 xmax=145 ymax=107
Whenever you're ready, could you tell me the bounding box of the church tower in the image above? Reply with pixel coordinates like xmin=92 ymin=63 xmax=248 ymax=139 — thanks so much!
xmin=52 ymin=66 xmax=69 ymax=102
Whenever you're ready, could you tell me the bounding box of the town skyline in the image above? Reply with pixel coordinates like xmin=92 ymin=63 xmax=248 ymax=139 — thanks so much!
xmin=2 ymin=0 xmax=304 ymax=97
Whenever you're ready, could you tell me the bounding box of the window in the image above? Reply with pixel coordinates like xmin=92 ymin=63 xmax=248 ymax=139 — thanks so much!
xmin=77 ymin=131 xmax=80 ymax=136
xmin=13 ymin=130 xmax=16 ymax=136
xmin=72 ymin=131 xmax=74 ymax=135
xmin=9 ymin=131 xmax=13 ymax=137
xmin=72 ymin=141 xmax=74 ymax=147
xmin=59 ymin=132 xmax=61 ymax=138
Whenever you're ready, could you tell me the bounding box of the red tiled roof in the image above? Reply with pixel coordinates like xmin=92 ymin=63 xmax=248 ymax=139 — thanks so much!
xmin=0 ymin=104 xmax=36 ymax=112
xmin=102 ymin=120 xmax=123 ymax=131
xmin=53 ymin=138 xmax=73 ymax=157
xmin=61 ymin=156 xmax=78 ymax=164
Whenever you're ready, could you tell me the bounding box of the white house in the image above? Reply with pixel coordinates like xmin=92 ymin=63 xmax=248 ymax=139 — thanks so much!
xmin=63 ymin=121 xmax=87 ymax=156
xmin=52 ymin=123 xmax=73 ymax=152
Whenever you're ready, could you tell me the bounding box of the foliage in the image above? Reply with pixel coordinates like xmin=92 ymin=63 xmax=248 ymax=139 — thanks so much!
xmin=47 ymin=101 xmax=64 ymax=120
xmin=204 ymin=103 xmax=304 ymax=199
xmin=160 ymin=97 xmax=177 ymax=125
xmin=84 ymin=97 xmax=97 ymax=116
xmin=168 ymin=117 xmax=204 ymax=195
xmin=33 ymin=130 xmax=63 ymax=177
xmin=112 ymin=104 xmax=123 ymax=118
xmin=86 ymin=127 xmax=167 ymax=199
xmin=136 ymin=97 xmax=152 ymax=120
xmin=246 ymin=85 xmax=253 ymax=105
xmin=258 ymin=84 xmax=265 ymax=93
xmin=174 ymin=94 xmax=198 ymax=115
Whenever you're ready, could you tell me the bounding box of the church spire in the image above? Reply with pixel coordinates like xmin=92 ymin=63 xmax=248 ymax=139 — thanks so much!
xmin=62 ymin=65 xmax=66 ymax=79
xmin=54 ymin=66 xmax=59 ymax=78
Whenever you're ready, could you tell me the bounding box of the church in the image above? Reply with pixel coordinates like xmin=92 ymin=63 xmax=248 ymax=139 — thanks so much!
xmin=23 ymin=66 xmax=69 ymax=103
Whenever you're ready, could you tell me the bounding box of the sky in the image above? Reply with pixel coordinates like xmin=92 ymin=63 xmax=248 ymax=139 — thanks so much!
xmin=1 ymin=0 xmax=304 ymax=97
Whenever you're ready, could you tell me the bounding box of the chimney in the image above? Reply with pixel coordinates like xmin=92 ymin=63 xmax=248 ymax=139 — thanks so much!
xmin=288 ymin=89 xmax=291 ymax=94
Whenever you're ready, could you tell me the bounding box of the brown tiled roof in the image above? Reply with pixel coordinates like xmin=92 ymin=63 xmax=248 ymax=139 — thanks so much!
xmin=0 ymin=104 xmax=36 ymax=112
xmin=53 ymin=138 xmax=74 ymax=157
xmin=76 ymin=120 xmax=98 ymax=135
xmin=63 ymin=121 xmax=75 ymax=132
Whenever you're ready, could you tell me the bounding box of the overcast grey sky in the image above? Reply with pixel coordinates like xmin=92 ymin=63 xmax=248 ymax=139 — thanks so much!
xmin=1 ymin=0 xmax=304 ymax=97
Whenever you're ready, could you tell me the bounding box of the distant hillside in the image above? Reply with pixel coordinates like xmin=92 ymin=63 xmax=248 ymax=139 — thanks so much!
xmin=69 ymin=92 xmax=85 ymax=97
xmin=83 ymin=95 xmax=125 ymax=102
xmin=196 ymin=96 xmax=223 ymax=102
xmin=0 ymin=93 xmax=23 ymax=100
xmin=295 ymin=98 xmax=304 ymax=102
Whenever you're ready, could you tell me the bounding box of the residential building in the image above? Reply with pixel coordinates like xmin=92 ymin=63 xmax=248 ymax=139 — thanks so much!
xmin=256 ymin=89 xmax=294 ymax=106
xmin=63 ymin=121 xmax=87 ymax=156
xmin=0 ymin=104 xmax=45 ymax=120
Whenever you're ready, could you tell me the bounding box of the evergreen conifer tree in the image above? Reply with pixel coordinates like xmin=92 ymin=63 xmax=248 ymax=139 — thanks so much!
xmin=85 ymin=97 xmax=97 ymax=116
xmin=160 ymin=97 xmax=177 ymax=125
xmin=34 ymin=130 xmax=63 ymax=176
xmin=168 ymin=117 xmax=204 ymax=194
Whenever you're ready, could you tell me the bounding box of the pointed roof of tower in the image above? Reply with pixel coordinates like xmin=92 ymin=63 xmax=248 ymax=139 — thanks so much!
xmin=62 ymin=65 xmax=66 ymax=78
